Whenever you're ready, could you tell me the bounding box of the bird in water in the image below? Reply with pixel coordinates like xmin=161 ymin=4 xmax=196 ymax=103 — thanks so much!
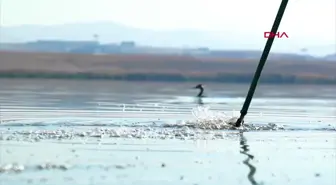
xmin=194 ymin=84 xmax=205 ymax=97
xmin=194 ymin=84 xmax=205 ymax=105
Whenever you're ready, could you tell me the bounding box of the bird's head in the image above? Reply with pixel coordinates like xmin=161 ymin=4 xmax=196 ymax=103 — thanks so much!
xmin=194 ymin=84 xmax=204 ymax=89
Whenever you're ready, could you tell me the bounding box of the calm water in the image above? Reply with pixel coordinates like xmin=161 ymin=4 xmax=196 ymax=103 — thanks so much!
xmin=0 ymin=79 xmax=335 ymax=185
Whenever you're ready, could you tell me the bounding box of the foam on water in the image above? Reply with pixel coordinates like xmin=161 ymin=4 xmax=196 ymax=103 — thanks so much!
xmin=1 ymin=105 xmax=334 ymax=148
xmin=164 ymin=106 xmax=290 ymax=131
xmin=1 ymin=102 xmax=335 ymax=131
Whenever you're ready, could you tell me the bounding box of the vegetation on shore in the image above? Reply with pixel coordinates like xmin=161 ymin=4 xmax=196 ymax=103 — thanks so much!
xmin=0 ymin=51 xmax=335 ymax=84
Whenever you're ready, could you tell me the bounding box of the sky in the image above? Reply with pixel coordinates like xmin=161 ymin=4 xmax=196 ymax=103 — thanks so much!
xmin=1 ymin=0 xmax=335 ymax=55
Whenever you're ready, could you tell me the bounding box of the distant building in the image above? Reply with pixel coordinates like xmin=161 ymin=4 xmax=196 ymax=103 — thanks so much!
xmin=197 ymin=47 xmax=210 ymax=52
xmin=120 ymin=41 xmax=136 ymax=48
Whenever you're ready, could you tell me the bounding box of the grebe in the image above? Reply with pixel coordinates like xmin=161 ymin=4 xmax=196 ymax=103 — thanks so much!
xmin=194 ymin=84 xmax=205 ymax=105
xmin=194 ymin=84 xmax=205 ymax=97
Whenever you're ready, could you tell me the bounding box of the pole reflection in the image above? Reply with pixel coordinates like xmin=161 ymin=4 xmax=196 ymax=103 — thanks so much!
xmin=239 ymin=132 xmax=260 ymax=185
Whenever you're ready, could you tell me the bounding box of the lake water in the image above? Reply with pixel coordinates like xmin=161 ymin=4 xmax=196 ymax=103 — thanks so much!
xmin=0 ymin=79 xmax=335 ymax=185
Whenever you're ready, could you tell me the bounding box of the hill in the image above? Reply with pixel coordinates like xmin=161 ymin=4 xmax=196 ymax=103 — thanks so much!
xmin=2 ymin=22 xmax=335 ymax=57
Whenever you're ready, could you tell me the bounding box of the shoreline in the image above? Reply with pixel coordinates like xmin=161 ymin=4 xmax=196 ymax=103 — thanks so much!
xmin=0 ymin=72 xmax=335 ymax=84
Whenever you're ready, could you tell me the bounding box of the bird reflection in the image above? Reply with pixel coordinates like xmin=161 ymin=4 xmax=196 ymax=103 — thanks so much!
xmin=239 ymin=132 xmax=260 ymax=185
xmin=196 ymin=97 xmax=204 ymax=105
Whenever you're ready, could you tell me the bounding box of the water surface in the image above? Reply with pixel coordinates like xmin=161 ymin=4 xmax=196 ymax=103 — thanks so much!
xmin=0 ymin=79 xmax=335 ymax=185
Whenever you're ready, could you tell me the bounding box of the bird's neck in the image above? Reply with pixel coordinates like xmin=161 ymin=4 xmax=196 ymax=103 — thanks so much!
xmin=197 ymin=88 xmax=204 ymax=97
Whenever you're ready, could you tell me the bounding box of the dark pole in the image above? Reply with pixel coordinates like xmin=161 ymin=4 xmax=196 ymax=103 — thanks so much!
xmin=235 ymin=0 xmax=289 ymax=127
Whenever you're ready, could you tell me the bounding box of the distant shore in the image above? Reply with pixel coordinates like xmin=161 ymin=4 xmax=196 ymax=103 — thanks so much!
xmin=1 ymin=72 xmax=335 ymax=84
xmin=0 ymin=51 xmax=335 ymax=84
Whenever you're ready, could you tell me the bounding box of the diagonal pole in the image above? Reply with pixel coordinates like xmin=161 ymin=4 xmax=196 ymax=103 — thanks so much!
xmin=235 ymin=0 xmax=289 ymax=127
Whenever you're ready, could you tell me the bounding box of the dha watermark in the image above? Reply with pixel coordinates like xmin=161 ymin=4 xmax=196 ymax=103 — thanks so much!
xmin=264 ymin=32 xmax=288 ymax=38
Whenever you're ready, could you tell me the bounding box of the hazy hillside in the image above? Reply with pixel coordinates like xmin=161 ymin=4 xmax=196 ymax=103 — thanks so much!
xmin=324 ymin=54 xmax=336 ymax=61
xmin=1 ymin=22 xmax=237 ymax=49
xmin=2 ymin=22 xmax=335 ymax=57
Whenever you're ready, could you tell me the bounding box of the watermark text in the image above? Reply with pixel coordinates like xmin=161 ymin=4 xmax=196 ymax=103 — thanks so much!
xmin=264 ymin=32 xmax=288 ymax=38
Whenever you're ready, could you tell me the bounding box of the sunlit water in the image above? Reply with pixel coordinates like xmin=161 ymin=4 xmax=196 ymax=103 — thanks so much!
xmin=0 ymin=79 xmax=335 ymax=185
